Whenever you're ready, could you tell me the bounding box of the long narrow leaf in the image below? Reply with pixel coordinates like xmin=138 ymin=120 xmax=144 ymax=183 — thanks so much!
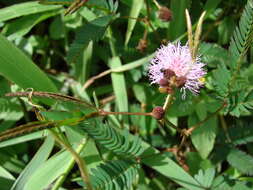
xmin=0 ymin=34 xmax=57 ymax=94
xmin=0 ymin=2 xmax=61 ymax=22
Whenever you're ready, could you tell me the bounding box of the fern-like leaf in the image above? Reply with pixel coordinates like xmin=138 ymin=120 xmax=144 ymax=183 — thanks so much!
xmin=81 ymin=120 xmax=143 ymax=157
xmin=227 ymin=148 xmax=253 ymax=175
xmin=218 ymin=124 xmax=253 ymax=145
xmin=229 ymin=0 xmax=253 ymax=66
xmin=224 ymin=88 xmax=253 ymax=117
xmin=67 ymin=15 xmax=114 ymax=64
xmin=83 ymin=160 xmax=139 ymax=190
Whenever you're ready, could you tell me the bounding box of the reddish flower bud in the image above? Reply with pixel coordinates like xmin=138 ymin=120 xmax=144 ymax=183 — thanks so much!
xmin=159 ymin=78 xmax=169 ymax=87
xmin=158 ymin=7 xmax=172 ymax=22
xmin=152 ymin=106 xmax=165 ymax=120
xmin=163 ymin=69 xmax=175 ymax=79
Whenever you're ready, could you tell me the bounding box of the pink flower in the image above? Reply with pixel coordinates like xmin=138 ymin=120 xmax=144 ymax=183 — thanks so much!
xmin=148 ymin=42 xmax=206 ymax=97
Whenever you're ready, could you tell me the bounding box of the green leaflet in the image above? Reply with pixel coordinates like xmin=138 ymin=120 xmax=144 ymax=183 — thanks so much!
xmin=84 ymin=160 xmax=139 ymax=190
xmin=67 ymin=15 xmax=114 ymax=64
xmin=229 ymin=0 xmax=253 ymax=67
xmin=81 ymin=120 xmax=143 ymax=157
xmin=227 ymin=148 xmax=253 ymax=175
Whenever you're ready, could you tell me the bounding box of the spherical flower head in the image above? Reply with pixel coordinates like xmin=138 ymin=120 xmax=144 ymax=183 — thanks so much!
xmin=148 ymin=42 xmax=206 ymax=98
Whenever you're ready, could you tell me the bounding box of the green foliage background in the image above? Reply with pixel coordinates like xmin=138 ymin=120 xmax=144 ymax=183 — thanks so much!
xmin=0 ymin=0 xmax=253 ymax=190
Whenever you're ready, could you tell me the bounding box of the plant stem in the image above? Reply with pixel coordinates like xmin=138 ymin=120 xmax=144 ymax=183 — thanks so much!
xmin=51 ymin=139 xmax=88 ymax=190
xmin=220 ymin=114 xmax=232 ymax=143
xmin=164 ymin=118 xmax=181 ymax=133
xmin=162 ymin=93 xmax=174 ymax=111
xmin=186 ymin=102 xmax=226 ymax=134
xmin=50 ymin=131 xmax=93 ymax=190
xmin=99 ymin=110 xmax=152 ymax=117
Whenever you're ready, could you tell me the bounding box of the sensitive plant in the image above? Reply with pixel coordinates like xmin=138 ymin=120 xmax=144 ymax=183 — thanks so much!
xmin=0 ymin=0 xmax=253 ymax=190
xmin=148 ymin=42 xmax=206 ymax=97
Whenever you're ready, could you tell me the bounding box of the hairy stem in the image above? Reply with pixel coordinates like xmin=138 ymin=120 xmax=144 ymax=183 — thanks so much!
xmin=51 ymin=139 xmax=88 ymax=190
xmin=50 ymin=131 xmax=93 ymax=190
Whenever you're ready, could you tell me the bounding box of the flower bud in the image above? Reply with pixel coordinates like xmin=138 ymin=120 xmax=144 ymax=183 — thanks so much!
xmin=158 ymin=7 xmax=172 ymax=22
xmin=163 ymin=69 xmax=175 ymax=79
xmin=159 ymin=78 xmax=169 ymax=87
xmin=152 ymin=106 xmax=165 ymax=120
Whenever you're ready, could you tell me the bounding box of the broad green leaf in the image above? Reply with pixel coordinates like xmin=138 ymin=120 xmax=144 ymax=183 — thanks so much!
xmin=24 ymin=140 xmax=87 ymax=190
xmin=189 ymin=114 xmax=218 ymax=159
xmin=11 ymin=136 xmax=54 ymax=190
xmin=5 ymin=11 xmax=61 ymax=40
xmin=124 ymin=0 xmax=144 ymax=46
xmin=195 ymin=101 xmax=208 ymax=120
xmin=141 ymin=143 xmax=203 ymax=190
xmin=199 ymin=43 xmax=231 ymax=68
xmin=109 ymin=56 xmax=128 ymax=112
xmin=203 ymin=0 xmax=222 ymax=16
xmin=0 ymin=34 xmax=57 ymax=93
xmin=168 ymin=0 xmax=190 ymax=40
xmin=0 ymin=2 xmax=61 ymax=22
xmin=194 ymin=168 xmax=215 ymax=188
xmin=212 ymin=64 xmax=231 ymax=97
xmin=186 ymin=152 xmax=213 ymax=175
xmin=0 ymin=131 xmax=49 ymax=148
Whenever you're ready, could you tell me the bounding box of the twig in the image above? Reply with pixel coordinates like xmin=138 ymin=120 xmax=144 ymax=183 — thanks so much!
xmin=64 ymin=0 xmax=89 ymax=15
xmin=99 ymin=95 xmax=115 ymax=106
xmin=82 ymin=70 xmax=111 ymax=90
xmin=51 ymin=138 xmax=88 ymax=190
xmin=0 ymin=108 xmax=154 ymax=142
xmin=5 ymin=91 xmax=95 ymax=110
xmin=99 ymin=110 xmax=152 ymax=117
xmin=189 ymin=102 xmax=225 ymax=132
xmin=164 ymin=118 xmax=181 ymax=133
xmin=50 ymin=131 xmax=93 ymax=190
xmin=219 ymin=114 xmax=232 ymax=143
